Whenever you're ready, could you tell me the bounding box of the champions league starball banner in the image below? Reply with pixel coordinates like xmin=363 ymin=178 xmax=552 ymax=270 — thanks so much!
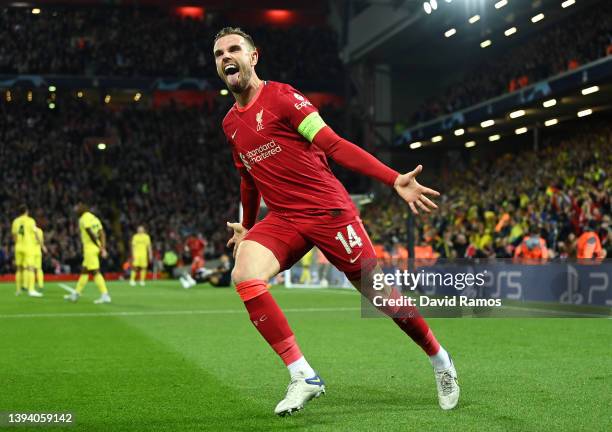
xmin=359 ymin=259 xmax=612 ymax=318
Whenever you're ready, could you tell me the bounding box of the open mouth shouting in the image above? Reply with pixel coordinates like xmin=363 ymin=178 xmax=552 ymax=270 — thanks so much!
xmin=224 ymin=63 xmax=240 ymax=88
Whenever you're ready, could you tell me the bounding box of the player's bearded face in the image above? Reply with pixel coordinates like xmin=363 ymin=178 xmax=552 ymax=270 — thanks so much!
xmin=214 ymin=35 xmax=256 ymax=94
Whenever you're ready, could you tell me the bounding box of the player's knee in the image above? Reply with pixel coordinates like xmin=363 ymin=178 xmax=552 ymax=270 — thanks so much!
xmin=231 ymin=264 xmax=265 ymax=285
xmin=231 ymin=266 xmax=248 ymax=285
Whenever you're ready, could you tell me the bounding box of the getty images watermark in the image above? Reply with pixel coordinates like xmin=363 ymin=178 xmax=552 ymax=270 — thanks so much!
xmin=359 ymin=258 xmax=612 ymax=318
xmin=371 ymin=268 xmax=500 ymax=308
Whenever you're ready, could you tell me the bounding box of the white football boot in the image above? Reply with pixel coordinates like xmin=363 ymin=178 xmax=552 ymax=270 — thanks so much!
xmin=274 ymin=372 xmax=325 ymax=416
xmin=129 ymin=280 xmax=136 ymax=287
xmin=64 ymin=292 xmax=79 ymax=302
xmin=93 ymin=293 xmax=111 ymax=304
xmin=28 ymin=290 xmax=43 ymax=298
xmin=434 ymin=358 xmax=460 ymax=410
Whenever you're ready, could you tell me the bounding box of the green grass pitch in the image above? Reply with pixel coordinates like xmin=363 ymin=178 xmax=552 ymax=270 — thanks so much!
xmin=1 ymin=281 xmax=610 ymax=431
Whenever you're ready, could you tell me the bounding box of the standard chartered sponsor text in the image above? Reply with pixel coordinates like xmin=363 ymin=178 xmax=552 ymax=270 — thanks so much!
xmin=245 ymin=140 xmax=282 ymax=164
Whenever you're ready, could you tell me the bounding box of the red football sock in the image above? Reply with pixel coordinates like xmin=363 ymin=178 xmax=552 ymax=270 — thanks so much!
xmin=237 ymin=280 xmax=303 ymax=366
xmin=377 ymin=287 xmax=441 ymax=356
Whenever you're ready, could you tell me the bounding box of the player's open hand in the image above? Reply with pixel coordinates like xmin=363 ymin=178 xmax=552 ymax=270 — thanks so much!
xmin=226 ymin=222 xmax=248 ymax=258
xmin=100 ymin=248 xmax=108 ymax=259
xmin=393 ymin=165 xmax=440 ymax=214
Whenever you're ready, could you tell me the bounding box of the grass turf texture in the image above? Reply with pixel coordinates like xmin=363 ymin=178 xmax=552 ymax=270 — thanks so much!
xmin=0 ymin=281 xmax=610 ymax=432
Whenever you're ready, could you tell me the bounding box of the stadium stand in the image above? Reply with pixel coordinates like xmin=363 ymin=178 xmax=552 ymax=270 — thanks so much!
xmin=0 ymin=97 xmax=236 ymax=274
xmin=0 ymin=3 xmax=610 ymax=276
xmin=362 ymin=121 xmax=612 ymax=261
xmin=411 ymin=1 xmax=612 ymax=124
xmin=0 ymin=7 xmax=344 ymax=89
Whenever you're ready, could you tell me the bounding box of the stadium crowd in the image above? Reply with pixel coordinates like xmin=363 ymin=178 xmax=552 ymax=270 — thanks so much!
xmin=0 ymin=97 xmax=238 ymax=274
xmin=0 ymin=95 xmax=355 ymax=275
xmin=0 ymin=7 xmax=344 ymax=90
xmin=362 ymin=122 xmax=612 ymax=261
xmin=411 ymin=2 xmax=612 ymax=124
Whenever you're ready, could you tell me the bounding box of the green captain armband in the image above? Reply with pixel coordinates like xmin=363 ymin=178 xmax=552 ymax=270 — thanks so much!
xmin=297 ymin=112 xmax=327 ymax=142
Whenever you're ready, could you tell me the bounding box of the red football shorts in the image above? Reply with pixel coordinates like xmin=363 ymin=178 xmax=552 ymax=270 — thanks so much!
xmin=244 ymin=209 xmax=376 ymax=281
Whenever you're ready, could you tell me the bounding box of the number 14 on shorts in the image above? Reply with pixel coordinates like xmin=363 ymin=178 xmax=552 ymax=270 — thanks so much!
xmin=334 ymin=224 xmax=363 ymax=254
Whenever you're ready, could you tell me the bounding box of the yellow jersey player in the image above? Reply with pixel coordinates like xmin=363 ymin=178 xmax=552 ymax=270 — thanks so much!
xmin=64 ymin=204 xmax=111 ymax=304
xmin=11 ymin=205 xmax=44 ymax=297
xmin=32 ymin=226 xmax=46 ymax=291
xmin=130 ymin=225 xmax=152 ymax=287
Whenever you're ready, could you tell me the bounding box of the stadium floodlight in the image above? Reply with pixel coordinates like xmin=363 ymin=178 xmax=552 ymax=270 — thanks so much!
xmin=5 ymin=90 xmax=11 ymax=102
xmin=561 ymin=0 xmax=575 ymax=8
xmin=515 ymin=127 xmax=528 ymax=135
xmin=431 ymin=135 xmax=443 ymax=143
xmin=423 ymin=2 xmax=432 ymax=14
xmin=48 ymin=102 xmax=55 ymax=109
xmin=481 ymin=119 xmax=495 ymax=128
xmin=465 ymin=141 xmax=476 ymax=148
xmin=480 ymin=40 xmax=492 ymax=48
xmin=531 ymin=13 xmax=544 ymax=23
xmin=543 ymin=98 xmax=557 ymax=108
xmin=577 ymin=108 xmax=593 ymax=117
xmin=104 ymin=94 xmax=111 ymax=104
xmin=445 ymin=28 xmax=457 ymax=38
xmin=97 ymin=142 xmax=107 ymax=150
xmin=454 ymin=128 xmax=465 ymax=136
xmin=31 ymin=8 xmax=40 ymax=14
xmin=27 ymin=91 xmax=32 ymax=102
xmin=410 ymin=142 xmax=422 ymax=149
xmin=220 ymin=89 xmax=229 ymax=96
xmin=134 ymin=92 xmax=142 ymax=102
xmin=488 ymin=134 xmax=501 ymax=142
xmin=509 ymin=109 xmax=525 ymax=119
xmin=544 ymin=118 xmax=558 ymax=127
xmin=48 ymin=85 xmax=56 ymax=92
xmin=581 ymin=85 xmax=599 ymax=95
xmin=469 ymin=15 xmax=480 ymax=24
xmin=430 ymin=0 xmax=438 ymax=10
xmin=495 ymin=0 xmax=508 ymax=9
xmin=77 ymin=91 xmax=84 ymax=98
xmin=504 ymin=27 xmax=517 ymax=37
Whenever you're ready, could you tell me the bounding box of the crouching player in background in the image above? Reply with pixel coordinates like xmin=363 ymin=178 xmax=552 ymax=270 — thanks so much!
xmin=130 ymin=225 xmax=152 ymax=287
xmin=180 ymin=254 xmax=232 ymax=289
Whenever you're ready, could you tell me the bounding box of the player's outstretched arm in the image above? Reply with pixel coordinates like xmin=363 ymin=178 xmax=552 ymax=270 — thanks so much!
xmin=311 ymin=126 xmax=439 ymax=213
xmin=393 ymin=165 xmax=440 ymax=215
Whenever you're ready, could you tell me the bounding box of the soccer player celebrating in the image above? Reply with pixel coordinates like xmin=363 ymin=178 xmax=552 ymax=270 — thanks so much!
xmin=64 ymin=204 xmax=111 ymax=304
xmin=11 ymin=205 xmax=44 ymax=297
xmin=130 ymin=225 xmax=152 ymax=287
xmin=214 ymin=27 xmax=459 ymax=416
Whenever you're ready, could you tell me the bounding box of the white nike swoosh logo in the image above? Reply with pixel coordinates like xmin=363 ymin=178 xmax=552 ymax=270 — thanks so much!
xmin=231 ymin=129 xmax=237 ymax=139
xmin=349 ymin=251 xmax=363 ymax=264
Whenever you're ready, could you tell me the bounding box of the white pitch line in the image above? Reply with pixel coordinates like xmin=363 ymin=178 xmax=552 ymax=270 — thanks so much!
xmin=58 ymin=283 xmax=76 ymax=294
xmin=0 ymin=307 xmax=361 ymax=319
xmin=501 ymin=305 xmax=611 ymax=318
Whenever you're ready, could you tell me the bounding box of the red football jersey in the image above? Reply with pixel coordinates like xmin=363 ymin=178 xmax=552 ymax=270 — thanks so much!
xmin=222 ymin=81 xmax=356 ymax=215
